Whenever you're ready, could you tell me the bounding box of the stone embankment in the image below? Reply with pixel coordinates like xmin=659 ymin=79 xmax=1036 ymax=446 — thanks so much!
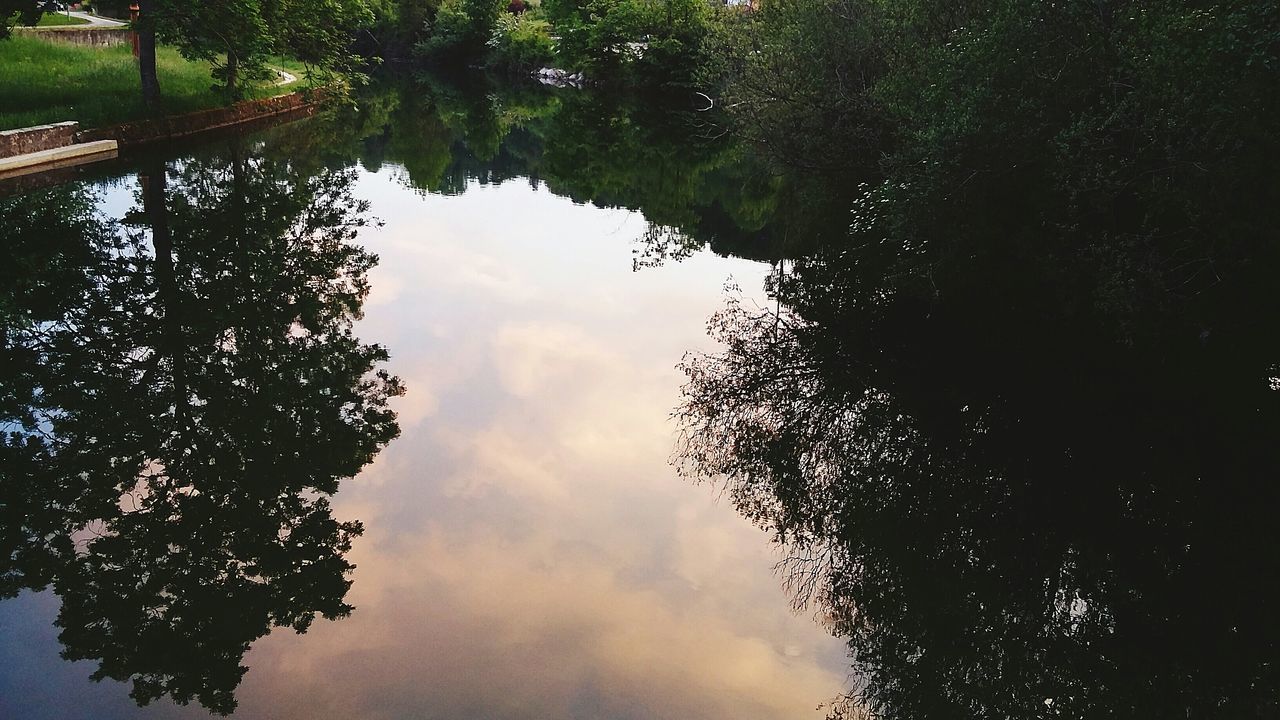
xmin=78 ymin=90 xmax=326 ymax=148
xmin=0 ymin=121 xmax=80 ymax=157
xmin=0 ymin=122 xmax=117 ymax=180
xmin=1 ymin=90 xmax=328 ymax=184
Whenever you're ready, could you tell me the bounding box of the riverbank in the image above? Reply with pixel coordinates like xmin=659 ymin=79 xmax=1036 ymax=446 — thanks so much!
xmin=78 ymin=89 xmax=328 ymax=148
xmin=0 ymin=88 xmax=333 ymax=196
xmin=0 ymin=35 xmax=305 ymax=131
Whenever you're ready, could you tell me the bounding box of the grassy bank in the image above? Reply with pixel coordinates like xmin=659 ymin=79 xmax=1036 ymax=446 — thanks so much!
xmin=0 ymin=35 xmax=303 ymax=130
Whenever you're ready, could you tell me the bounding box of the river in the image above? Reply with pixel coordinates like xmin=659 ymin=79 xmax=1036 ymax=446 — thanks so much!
xmin=0 ymin=78 xmax=849 ymax=718
xmin=4 ymin=72 xmax=1280 ymax=719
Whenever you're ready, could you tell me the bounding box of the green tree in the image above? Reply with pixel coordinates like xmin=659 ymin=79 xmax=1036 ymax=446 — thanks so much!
xmin=415 ymin=0 xmax=503 ymax=61
xmin=549 ymin=0 xmax=717 ymax=86
xmin=274 ymin=0 xmax=375 ymax=83
xmin=1 ymin=0 xmax=42 ymax=39
xmin=160 ymin=0 xmax=274 ymax=96
xmin=118 ymin=0 xmax=376 ymax=106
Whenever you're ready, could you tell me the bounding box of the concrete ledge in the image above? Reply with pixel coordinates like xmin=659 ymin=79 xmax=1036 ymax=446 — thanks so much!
xmin=0 ymin=140 xmax=119 ymax=180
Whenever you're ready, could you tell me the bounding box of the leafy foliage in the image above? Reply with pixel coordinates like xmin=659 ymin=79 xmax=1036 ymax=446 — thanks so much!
xmin=0 ymin=0 xmax=41 ymax=38
xmin=486 ymin=12 xmax=554 ymax=72
xmin=415 ymin=0 xmax=505 ymax=61
xmin=160 ymin=0 xmax=376 ymax=95
xmin=159 ymin=0 xmax=276 ymax=95
xmin=545 ymin=0 xmax=716 ymax=86
xmin=414 ymin=0 xmax=721 ymax=86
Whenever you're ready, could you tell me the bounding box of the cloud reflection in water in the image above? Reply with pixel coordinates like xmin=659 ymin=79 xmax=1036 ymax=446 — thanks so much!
xmin=189 ymin=174 xmax=845 ymax=719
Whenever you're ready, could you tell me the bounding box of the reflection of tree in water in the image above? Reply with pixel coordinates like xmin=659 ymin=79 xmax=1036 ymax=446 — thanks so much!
xmin=0 ymin=149 xmax=402 ymax=714
xmin=677 ymin=178 xmax=1280 ymax=717
xmin=335 ymin=77 xmax=829 ymax=264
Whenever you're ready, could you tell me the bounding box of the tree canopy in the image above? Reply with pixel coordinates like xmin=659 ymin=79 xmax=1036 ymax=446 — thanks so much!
xmin=0 ymin=0 xmax=42 ymax=39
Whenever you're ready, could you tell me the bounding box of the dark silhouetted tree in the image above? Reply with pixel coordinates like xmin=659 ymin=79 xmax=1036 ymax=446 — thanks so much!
xmin=0 ymin=143 xmax=402 ymax=714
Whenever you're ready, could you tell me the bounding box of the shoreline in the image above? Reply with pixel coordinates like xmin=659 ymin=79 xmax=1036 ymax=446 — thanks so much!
xmin=78 ymin=88 xmax=331 ymax=149
xmin=0 ymin=90 xmax=331 ymax=193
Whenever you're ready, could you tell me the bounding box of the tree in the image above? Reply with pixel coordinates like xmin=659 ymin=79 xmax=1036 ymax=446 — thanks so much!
xmin=157 ymin=0 xmax=376 ymax=97
xmin=125 ymin=0 xmax=376 ymax=106
xmin=275 ymin=0 xmax=375 ymax=83
xmin=543 ymin=0 xmax=718 ymax=86
xmin=414 ymin=0 xmax=503 ymax=62
xmin=676 ymin=5 xmax=1280 ymax=712
xmin=676 ymin=1 xmax=1280 ymax=704
xmin=136 ymin=0 xmax=162 ymax=107
xmin=159 ymin=0 xmax=274 ymax=97
xmin=1 ymin=0 xmax=42 ymax=39
xmin=0 ymin=138 xmax=402 ymax=713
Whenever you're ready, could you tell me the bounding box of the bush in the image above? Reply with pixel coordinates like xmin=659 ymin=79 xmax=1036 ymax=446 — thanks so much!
xmin=415 ymin=0 xmax=468 ymax=59
xmin=415 ymin=0 xmax=503 ymax=61
xmin=487 ymin=13 xmax=554 ymax=72
xmin=550 ymin=0 xmax=714 ymax=87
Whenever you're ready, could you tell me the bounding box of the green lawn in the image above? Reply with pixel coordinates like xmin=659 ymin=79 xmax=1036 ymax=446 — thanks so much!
xmin=6 ymin=12 xmax=91 ymax=27
xmin=32 ymin=12 xmax=91 ymax=26
xmin=0 ymin=35 xmax=305 ymax=130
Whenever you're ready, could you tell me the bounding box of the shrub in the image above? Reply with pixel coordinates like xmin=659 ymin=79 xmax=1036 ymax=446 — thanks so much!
xmin=487 ymin=13 xmax=554 ymax=72
xmin=549 ymin=0 xmax=714 ymax=87
xmin=415 ymin=0 xmax=504 ymax=61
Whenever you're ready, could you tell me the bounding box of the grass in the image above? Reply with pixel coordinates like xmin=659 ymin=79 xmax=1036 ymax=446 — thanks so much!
xmin=5 ymin=12 xmax=91 ymax=27
xmin=266 ymin=54 xmax=310 ymax=81
xmin=0 ymin=35 xmax=306 ymax=130
xmin=31 ymin=12 xmax=91 ymax=26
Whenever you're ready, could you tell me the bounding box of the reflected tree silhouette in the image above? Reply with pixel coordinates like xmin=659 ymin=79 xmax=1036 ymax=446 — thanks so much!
xmin=1 ymin=189 xmax=120 ymax=599
xmin=678 ymin=230 xmax=1280 ymax=717
xmin=0 ymin=147 xmax=402 ymax=714
xmin=678 ymin=14 xmax=1280 ymax=705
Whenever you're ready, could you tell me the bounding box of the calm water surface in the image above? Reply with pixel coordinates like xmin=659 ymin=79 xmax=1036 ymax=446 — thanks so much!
xmin=0 ymin=81 xmax=848 ymax=718
xmin=6 ymin=74 xmax=1279 ymax=720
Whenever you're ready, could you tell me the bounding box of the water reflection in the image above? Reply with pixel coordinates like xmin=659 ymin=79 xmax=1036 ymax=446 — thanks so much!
xmin=3 ymin=67 xmax=1274 ymax=719
xmin=315 ymin=74 xmax=852 ymax=264
xmin=0 ymin=147 xmax=402 ymax=713
xmin=675 ymin=163 xmax=1280 ymax=715
xmin=233 ymin=173 xmax=845 ymax=719
xmin=1 ymin=78 xmax=849 ymax=718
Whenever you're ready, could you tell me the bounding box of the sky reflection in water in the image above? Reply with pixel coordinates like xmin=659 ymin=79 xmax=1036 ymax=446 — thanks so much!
xmin=0 ymin=166 xmax=847 ymax=719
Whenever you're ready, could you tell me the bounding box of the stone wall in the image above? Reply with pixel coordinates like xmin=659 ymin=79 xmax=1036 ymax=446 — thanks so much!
xmin=16 ymin=27 xmax=131 ymax=47
xmin=0 ymin=122 xmax=79 ymax=159
xmin=79 ymin=91 xmax=328 ymax=148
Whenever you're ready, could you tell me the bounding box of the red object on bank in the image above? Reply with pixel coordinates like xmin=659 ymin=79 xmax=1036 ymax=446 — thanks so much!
xmin=129 ymin=3 xmax=139 ymax=58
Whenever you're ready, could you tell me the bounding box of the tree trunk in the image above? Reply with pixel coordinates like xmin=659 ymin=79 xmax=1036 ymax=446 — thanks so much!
xmin=225 ymin=53 xmax=239 ymax=98
xmin=136 ymin=0 xmax=161 ymax=110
